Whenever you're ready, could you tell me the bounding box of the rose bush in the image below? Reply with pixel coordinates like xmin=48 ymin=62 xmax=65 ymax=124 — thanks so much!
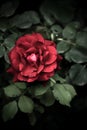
xmin=1 ymin=0 xmax=83 ymax=125
xmin=7 ymin=33 xmax=62 ymax=82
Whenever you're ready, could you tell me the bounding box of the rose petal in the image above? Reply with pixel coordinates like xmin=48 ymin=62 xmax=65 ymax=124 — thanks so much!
xmin=38 ymin=71 xmax=54 ymax=81
xmin=16 ymin=47 xmax=25 ymax=57
xmin=16 ymin=33 xmax=44 ymax=48
xmin=47 ymin=46 xmax=57 ymax=55
xmin=21 ymin=65 xmax=37 ymax=76
xmin=27 ymin=76 xmax=38 ymax=82
xmin=19 ymin=63 xmax=25 ymax=71
xmin=13 ymin=74 xmax=19 ymax=82
xmin=18 ymin=73 xmax=38 ymax=82
xmin=45 ymin=54 xmax=57 ymax=65
xmin=57 ymin=54 xmax=63 ymax=61
xmin=8 ymin=47 xmax=20 ymax=70
xmin=16 ymin=36 xmax=31 ymax=49
xmin=34 ymin=33 xmax=44 ymax=43
xmin=17 ymin=73 xmax=28 ymax=81
xmin=45 ymin=40 xmax=56 ymax=47
xmin=37 ymin=65 xmax=44 ymax=74
xmin=43 ymin=62 xmax=57 ymax=72
xmin=26 ymin=47 xmax=37 ymax=54
xmin=7 ymin=67 xmax=14 ymax=73
xmin=43 ymin=51 xmax=49 ymax=59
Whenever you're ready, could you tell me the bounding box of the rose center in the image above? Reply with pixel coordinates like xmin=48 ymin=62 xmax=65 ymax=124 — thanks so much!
xmin=27 ymin=53 xmax=37 ymax=62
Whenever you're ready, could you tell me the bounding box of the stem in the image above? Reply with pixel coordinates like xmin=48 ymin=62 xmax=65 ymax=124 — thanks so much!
xmin=57 ymin=38 xmax=76 ymax=46
xmin=50 ymin=78 xmax=56 ymax=84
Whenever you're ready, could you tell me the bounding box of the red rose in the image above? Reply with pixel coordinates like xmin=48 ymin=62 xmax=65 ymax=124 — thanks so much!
xmin=7 ymin=33 xmax=62 ymax=82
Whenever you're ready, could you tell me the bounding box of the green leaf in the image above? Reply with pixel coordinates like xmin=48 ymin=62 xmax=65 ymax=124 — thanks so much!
xmin=63 ymin=25 xmax=76 ymax=40
xmin=69 ymin=46 xmax=87 ymax=63
xmin=4 ymin=51 xmax=10 ymax=64
xmin=68 ymin=21 xmax=81 ymax=29
xmin=52 ymin=74 xmax=66 ymax=83
xmin=76 ymin=31 xmax=87 ymax=48
xmin=40 ymin=0 xmax=74 ymax=25
xmin=0 ymin=46 xmax=5 ymax=58
xmin=65 ymin=51 xmax=72 ymax=62
xmin=10 ymin=11 xmax=40 ymax=29
xmin=4 ymin=84 xmax=21 ymax=97
xmin=14 ymin=82 xmax=26 ymax=90
xmin=0 ymin=1 xmax=19 ymax=17
xmin=0 ymin=18 xmax=9 ymax=31
xmin=51 ymin=25 xmax=63 ymax=35
xmin=52 ymin=83 xmax=76 ymax=106
xmin=4 ymin=34 xmax=18 ymax=50
xmin=18 ymin=96 xmax=34 ymax=113
xmin=40 ymin=89 xmax=55 ymax=106
xmin=0 ymin=35 xmax=3 ymax=41
xmin=57 ymin=41 xmax=70 ymax=53
xmin=30 ymin=84 xmax=50 ymax=96
xmin=69 ymin=64 xmax=87 ymax=86
xmin=2 ymin=101 xmax=18 ymax=121
xmin=62 ymin=84 xmax=77 ymax=97
xmin=40 ymin=4 xmax=56 ymax=25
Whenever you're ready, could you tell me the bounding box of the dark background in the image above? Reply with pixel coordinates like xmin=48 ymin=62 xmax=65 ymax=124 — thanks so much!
xmin=0 ymin=0 xmax=87 ymax=129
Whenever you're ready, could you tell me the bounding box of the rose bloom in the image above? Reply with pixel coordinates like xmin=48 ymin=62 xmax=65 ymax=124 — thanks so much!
xmin=7 ymin=33 xmax=62 ymax=82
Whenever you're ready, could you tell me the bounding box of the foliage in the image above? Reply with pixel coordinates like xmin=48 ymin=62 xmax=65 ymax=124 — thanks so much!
xmin=0 ymin=0 xmax=87 ymax=126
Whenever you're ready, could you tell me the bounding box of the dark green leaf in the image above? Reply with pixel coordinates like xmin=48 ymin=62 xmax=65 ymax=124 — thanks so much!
xmin=40 ymin=4 xmax=56 ymax=25
xmin=76 ymin=31 xmax=87 ymax=48
xmin=4 ymin=34 xmax=18 ymax=50
xmin=4 ymin=51 xmax=10 ymax=64
xmin=0 ymin=46 xmax=5 ymax=58
xmin=69 ymin=64 xmax=87 ymax=86
xmin=0 ymin=1 xmax=19 ymax=17
xmin=69 ymin=47 xmax=87 ymax=63
xmin=2 ymin=101 xmax=18 ymax=121
xmin=0 ymin=35 xmax=3 ymax=41
xmin=40 ymin=0 xmax=74 ymax=25
xmin=0 ymin=18 xmax=9 ymax=31
xmin=51 ymin=25 xmax=62 ymax=35
xmin=63 ymin=25 xmax=76 ymax=40
xmin=14 ymin=82 xmax=26 ymax=90
xmin=10 ymin=11 xmax=40 ymax=29
xmin=4 ymin=84 xmax=21 ymax=97
xmin=68 ymin=21 xmax=81 ymax=29
xmin=30 ymin=84 xmax=50 ymax=96
xmin=57 ymin=41 xmax=70 ymax=53
xmin=52 ymin=74 xmax=66 ymax=83
xmin=52 ymin=83 xmax=76 ymax=106
xmin=40 ymin=89 xmax=55 ymax=106
xmin=65 ymin=51 xmax=72 ymax=62
xmin=18 ymin=96 xmax=34 ymax=113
